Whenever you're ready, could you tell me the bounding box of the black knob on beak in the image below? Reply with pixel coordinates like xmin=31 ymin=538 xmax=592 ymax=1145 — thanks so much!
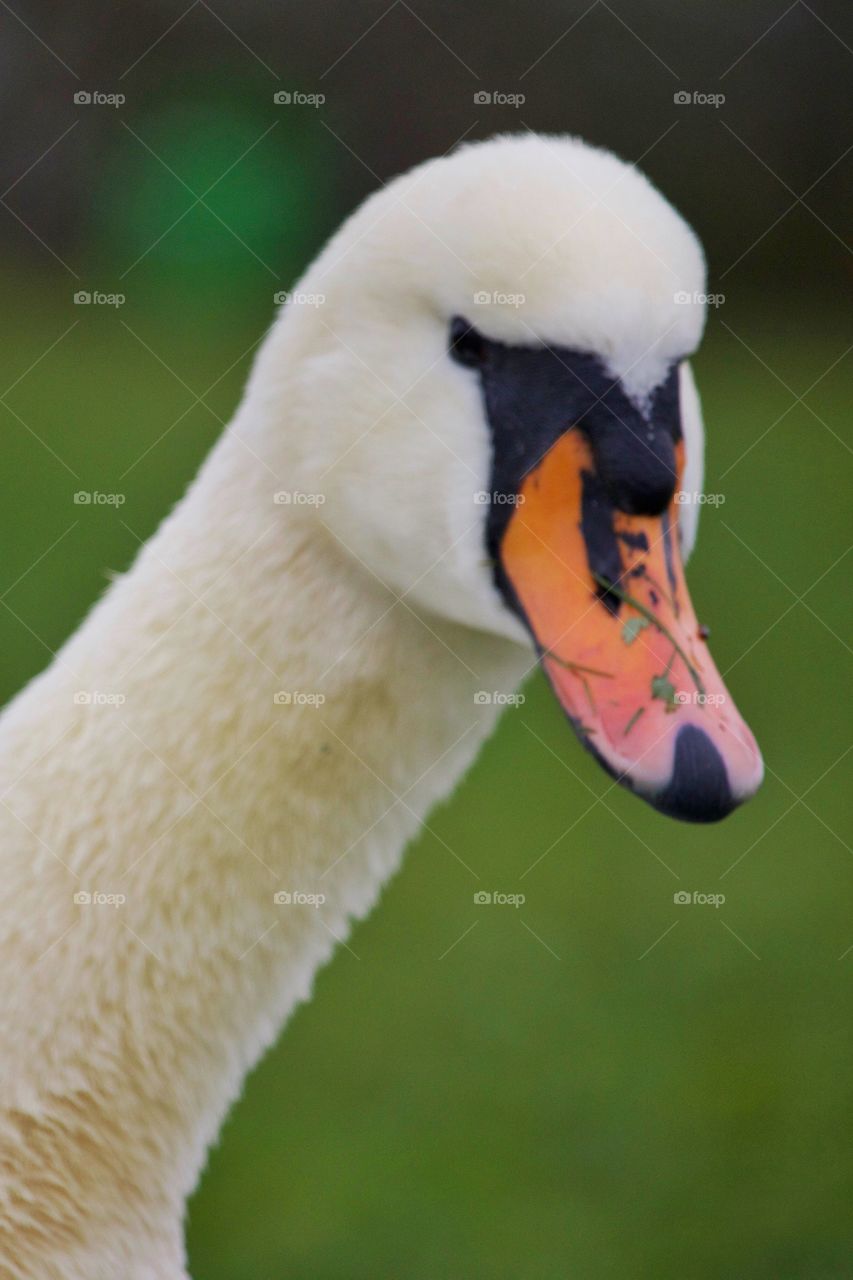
xmin=651 ymin=724 xmax=737 ymax=823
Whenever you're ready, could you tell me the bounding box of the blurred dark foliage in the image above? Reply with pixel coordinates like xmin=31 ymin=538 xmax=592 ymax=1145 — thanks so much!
xmin=1 ymin=0 xmax=850 ymax=302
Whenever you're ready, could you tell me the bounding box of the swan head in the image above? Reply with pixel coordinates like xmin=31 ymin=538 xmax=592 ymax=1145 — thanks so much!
xmin=249 ymin=132 xmax=763 ymax=823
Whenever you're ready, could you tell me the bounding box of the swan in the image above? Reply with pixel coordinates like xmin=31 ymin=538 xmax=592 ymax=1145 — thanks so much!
xmin=0 ymin=132 xmax=763 ymax=1279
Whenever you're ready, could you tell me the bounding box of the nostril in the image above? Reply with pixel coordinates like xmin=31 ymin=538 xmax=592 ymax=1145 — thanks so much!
xmin=651 ymin=724 xmax=737 ymax=824
xmin=585 ymin=412 xmax=677 ymax=516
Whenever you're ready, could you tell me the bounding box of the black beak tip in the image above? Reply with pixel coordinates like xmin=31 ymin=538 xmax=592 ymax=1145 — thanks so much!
xmin=649 ymin=724 xmax=738 ymax=824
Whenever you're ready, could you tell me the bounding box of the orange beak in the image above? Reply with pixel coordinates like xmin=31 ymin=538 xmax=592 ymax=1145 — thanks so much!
xmin=500 ymin=430 xmax=763 ymax=821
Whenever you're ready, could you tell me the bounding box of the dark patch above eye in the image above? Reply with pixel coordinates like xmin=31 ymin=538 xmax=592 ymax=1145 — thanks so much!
xmin=449 ymin=315 xmax=488 ymax=367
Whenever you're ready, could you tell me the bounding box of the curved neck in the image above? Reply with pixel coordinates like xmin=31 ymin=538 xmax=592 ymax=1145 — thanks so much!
xmin=0 ymin=426 xmax=527 ymax=1277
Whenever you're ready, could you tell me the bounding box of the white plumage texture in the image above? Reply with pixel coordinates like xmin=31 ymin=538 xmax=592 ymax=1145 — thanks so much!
xmin=0 ymin=132 xmax=711 ymax=1278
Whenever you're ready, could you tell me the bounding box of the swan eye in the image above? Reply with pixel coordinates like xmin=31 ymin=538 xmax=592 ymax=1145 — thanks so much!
xmin=449 ymin=315 xmax=487 ymax=368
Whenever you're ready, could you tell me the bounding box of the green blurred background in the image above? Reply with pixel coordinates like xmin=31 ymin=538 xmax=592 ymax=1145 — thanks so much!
xmin=1 ymin=2 xmax=851 ymax=1276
